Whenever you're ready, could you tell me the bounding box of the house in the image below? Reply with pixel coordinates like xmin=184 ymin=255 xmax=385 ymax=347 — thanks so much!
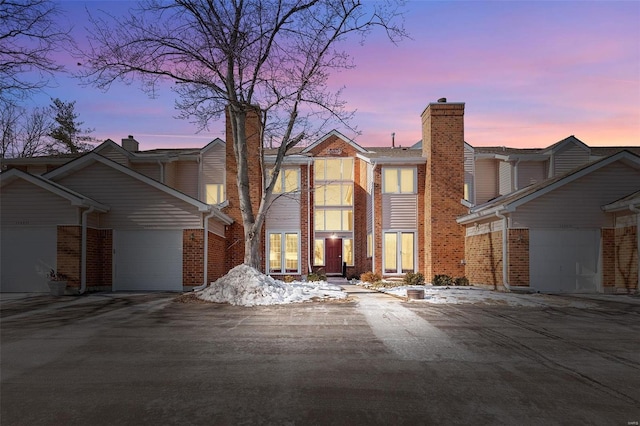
xmin=1 ymin=100 xmax=638 ymax=293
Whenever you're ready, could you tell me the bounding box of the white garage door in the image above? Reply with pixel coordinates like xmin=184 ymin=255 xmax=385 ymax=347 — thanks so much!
xmin=530 ymin=229 xmax=601 ymax=293
xmin=113 ymin=230 xmax=183 ymax=291
xmin=1 ymin=227 xmax=57 ymax=292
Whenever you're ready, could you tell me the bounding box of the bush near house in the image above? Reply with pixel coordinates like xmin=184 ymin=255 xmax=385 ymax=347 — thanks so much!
xmin=403 ymin=272 xmax=425 ymax=286
xmin=360 ymin=271 xmax=382 ymax=283
xmin=433 ymin=274 xmax=470 ymax=286
xmin=307 ymin=272 xmax=326 ymax=282
xmin=455 ymin=276 xmax=470 ymax=286
xmin=282 ymin=275 xmax=295 ymax=283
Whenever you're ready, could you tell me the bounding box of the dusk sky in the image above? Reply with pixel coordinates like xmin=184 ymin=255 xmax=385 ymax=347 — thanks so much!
xmin=27 ymin=1 xmax=640 ymax=150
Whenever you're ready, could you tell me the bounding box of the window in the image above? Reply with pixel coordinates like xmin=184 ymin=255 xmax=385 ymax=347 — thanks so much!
xmin=315 ymin=209 xmax=353 ymax=231
xmin=314 ymin=239 xmax=324 ymax=266
xmin=268 ymin=232 xmax=299 ymax=274
xmin=343 ymin=238 xmax=353 ymax=266
xmin=367 ymin=233 xmax=373 ymax=258
xmin=383 ymin=168 xmax=416 ymax=194
xmin=315 ymin=158 xmax=353 ymax=182
xmin=206 ymin=184 xmax=225 ymax=204
xmin=383 ymin=232 xmax=415 ymax=274
xmin=315 ymin=183 xmax=353 ymax=206
xmin=273 ymin=169 xmax=299 ymax=194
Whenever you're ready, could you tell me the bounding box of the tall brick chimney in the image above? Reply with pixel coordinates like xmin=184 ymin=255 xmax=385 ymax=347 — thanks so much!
xmin=421 ymin=99 xmax=466 ymax=279
xmin=224 ymin=105 xmax=264 ymax=271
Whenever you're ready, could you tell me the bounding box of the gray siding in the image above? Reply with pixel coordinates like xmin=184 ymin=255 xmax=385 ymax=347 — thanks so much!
xmin=164 ymin=162 xmax=178 ymax=189
xmin=517 ymin=161 xmax=546 ymax=189
xmin=498 ymin=161 xmax=512 ymax=195
xmin=0 ymin=180 xmax=79 ymax=226
xmin=475 ymin=159 xmax=498 ymax=204
xmin=512 ymin=161 xmax=640 ymax=229
xmin=99 ymin=145 xmax=130 ymax=166
xmin=55 ymin=162 xmax=203 ymax=229
xmin=207 ymin=217 xmax=226 ymax=237
xmin=464 ymin=146 xmax=475 ymax=203
xmin=553 ymin=144 xmax=590 ymax=176
xmin=132 ymin=162 xmax=161 ymax=181
xmin=265 ymin=193 xmax=301 ymax=229
xmin=366 ymin=163 xmax=373 ymax=234
xmin=202 ymin=144 xmax=225 ymax=202
xmin=175 ymin=161 xmax=199 ymax=199
xmin=382 ymin=193 xmax=417 ymax=229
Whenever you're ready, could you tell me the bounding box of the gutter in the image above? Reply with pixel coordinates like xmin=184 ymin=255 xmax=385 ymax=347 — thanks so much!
xmin=80 ymin=206 xmax=96 ymax=295
xmin=193 ymin=208 xmax=218 ymax=291
xmin=371 ymin=162 xmax=378 ymax=274
xmin=495 ymin=211 xmax=511 ymax=291
xmin=630 ymin=204 xmax=640 ymax=292
xmin=307 ymin=161 xmax=312 ymax=274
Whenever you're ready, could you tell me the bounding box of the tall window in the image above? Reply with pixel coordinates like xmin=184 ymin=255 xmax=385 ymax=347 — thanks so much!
xmin=273 ymin=168 xmax=299 ymax=194
xmin=314 ymin=158 xmax=354 ymax=232
xmin=206 ymin=184 xmax=225 ymax=204
xmin=314 ymin=210 xmax=353 ymax=231
xmin=314 ymin=239 xmax=325 ymax=266
xmin=383 ymin=232 xmax=414 ymax=274
xmin=383 ymin=168 xmax=416 ymax=194
xmin=343 ymin=238 xmax=353 ymax=266
xmin=268 ymin=232 xmax=299 ymax=274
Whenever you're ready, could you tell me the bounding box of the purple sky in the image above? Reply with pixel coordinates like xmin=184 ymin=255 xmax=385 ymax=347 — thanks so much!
xmin=28 ymin=1 xmax=640 ymax=150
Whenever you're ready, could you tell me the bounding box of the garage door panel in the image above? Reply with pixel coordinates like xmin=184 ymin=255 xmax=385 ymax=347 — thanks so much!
xmin=530 ymin=229 xmax=600 ymax=293
xmin=1 ymin=227 xmax=56 ymax=292
xmin=114 ymin=230 xmax=182 ymax=291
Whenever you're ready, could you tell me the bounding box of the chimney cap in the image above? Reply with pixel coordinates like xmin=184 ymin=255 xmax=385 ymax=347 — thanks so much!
xmin=437 ymin=97 xmax=447 ymax=103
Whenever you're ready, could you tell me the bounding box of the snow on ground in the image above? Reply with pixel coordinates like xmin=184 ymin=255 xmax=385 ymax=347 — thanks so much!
xmin=359 ymin=283 xmax=598 ymax=308
xmin=196 ymin=265 xmax=347 ymax=306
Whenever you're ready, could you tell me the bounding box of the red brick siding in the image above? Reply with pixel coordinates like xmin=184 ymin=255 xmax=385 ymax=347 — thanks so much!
xmin=465 ymin=230 xmax=503 ymax=287
xmin=208 ymin=231 xmax=226 ymax=283
xmin=373 ymin=166 xmax=383 ymax=275
xmin=300 ymin=164 xmax=310 ymax=276
xmin=353 ymin=157 xmax=368 ymax=278
xmin=602 ymin=228 xmax=616 ymax=288
xmin=86 ymin=228 xmax=112 ymax=289
xmin=615 ymin=225 xmax=638 ymax=291
xmin=508 ymin=229 xmax=529 ymax=286
xmin=183 ymin=229 xmax=204 ymax=286
xmin=57 ymin=226 xmax=81 ymax=289
xmin=421 ymin=103 xmax=466 ymax=279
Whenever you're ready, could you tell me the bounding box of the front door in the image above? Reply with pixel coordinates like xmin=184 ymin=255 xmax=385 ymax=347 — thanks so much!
xmin=325 ymin=238 xmax=343 ymax=274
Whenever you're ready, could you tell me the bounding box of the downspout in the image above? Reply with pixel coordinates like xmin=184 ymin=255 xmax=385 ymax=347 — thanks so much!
xmin=193 ymin=209 xmax=218 ymax=291
xmin=495 ymin=211 xmax=511 ymax=291
xmin=157 ymin=160 xmax=165 ymax=183
xmin=80 ymin=206 xmax=96 ymax=295
xmin=371 ymin=162 xmax=378 ymax=274
xmin=307 ymin=161 xmax=312 ymax=275
xmin=513 ymin=158 xmax=521 ymax=191
xmin=630 ymin=204 xmax=640 ymax=292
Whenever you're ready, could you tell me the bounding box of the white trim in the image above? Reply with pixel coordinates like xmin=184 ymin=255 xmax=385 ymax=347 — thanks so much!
xmin=302 ymin=130 xmax=368 ymax=154
xmin=266 ymin=230 xmax=301 ymax=275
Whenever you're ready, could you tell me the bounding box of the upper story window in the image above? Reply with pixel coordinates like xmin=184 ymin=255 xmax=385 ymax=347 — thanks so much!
xmin=206 ymin=184 xmax=225 ymax=204
xmin=315 ymin=158 xmax=354 ymax=182
xmin=273 ymin=168 xmax=300 ymax=194
xmin=315 ymin=183 xmax=353 ymax=206
xmin=383 ymin=167 xmax=416 ymax=194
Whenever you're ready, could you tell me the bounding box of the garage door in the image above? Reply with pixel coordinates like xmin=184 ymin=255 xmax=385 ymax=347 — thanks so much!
xmin=1 ymin=227 xmax=57 ymax=292
xmin=113 ymin=230 xmax=183 ymax=291
xmin=530 ymin=229 xmax=601 ymax=293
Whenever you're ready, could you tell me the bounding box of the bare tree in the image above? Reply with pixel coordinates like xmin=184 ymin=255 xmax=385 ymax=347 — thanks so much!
xmin=80 ymin=0 xmax=405 ymax=269
xmin=0 ymin=102 xmax=51 ymax=158
xmin=0 ymin=0 xmax=72 ymax=108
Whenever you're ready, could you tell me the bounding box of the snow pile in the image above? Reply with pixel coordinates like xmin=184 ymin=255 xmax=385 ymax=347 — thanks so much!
xmin=196 ymin=265 xmax=347 ymax=306
xmin=362 ymin=284 xmax=596 ymax=308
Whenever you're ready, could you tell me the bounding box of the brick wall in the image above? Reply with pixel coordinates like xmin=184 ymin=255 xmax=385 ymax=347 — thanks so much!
xmin=300 ymin=164 xmax=310 ymax=276
xmin=183 ymin=229 xmax=204 ymax=286
xmin=421 ymin=102 xmax=466 ymax=279
xmin=465 ymin=230 xmax=502 ymax=287
xmin=615 ymin=225 xmax=638 ymax=291
xmin=602 ymin=228 xmax=616 ymax=289
xmin=208 ymin=231 xmax=227 ymax=283
xmin=57 ymin=226 xmax=81 ymax=289
xmin=86 ymin=228 xmax=112 ymax=289
xmin=508 ymin=229 xmax=529 ymax=286
xmin=353 ymin=157 xmax=368 ymax=277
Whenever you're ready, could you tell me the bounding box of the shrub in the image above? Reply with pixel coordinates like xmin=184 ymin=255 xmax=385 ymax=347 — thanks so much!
xmin=283 ymin=275 xmax=295 ymax=283
xmin=432 ymin=274 xmax=454 ymax=287
xmin=307 ymin=272 xmax=326 ymax=282
xmin=455 ymin=276 xmax=470 ymax=286
xmin=403 ymin=272 xmax=425 ymax=286
xmin=360 ymin=271 xmax=381 ymax=283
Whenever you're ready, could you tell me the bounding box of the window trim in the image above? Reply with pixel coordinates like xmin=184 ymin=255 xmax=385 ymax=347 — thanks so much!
xmin=382 ymin=167 xmax=417 ymax=194
xmin=267 ymin=230 xmax=301 ymax=275
xmin=382 ymin=230 xmax=416 ymax=275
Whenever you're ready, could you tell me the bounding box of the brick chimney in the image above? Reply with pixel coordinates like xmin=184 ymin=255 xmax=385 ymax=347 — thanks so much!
xmin=421 ymin=99 xmax=466 ymax=279
xmin=224 ymin=105 xmax=265 ymax=271
xmin=121 ymin=135 xmax=139 ymax=152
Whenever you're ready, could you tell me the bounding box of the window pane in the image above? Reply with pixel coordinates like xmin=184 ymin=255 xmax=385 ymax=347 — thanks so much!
xmin=384 ymin=233 xmax=397 ymax=273
xmin=269 ymin=234 xmax=282 ymax=272
xmin=342 ymin=158 xmax=354 ymax=181
xmin=206 ymin=184 xmax=220 ymax=204
xmin=325 ymin=184 xmax=341 ymax=205
xmin=314 ymin=159 xmax=325 ymax=181
xmin=343 ymin=184 xmax=353 ymax=205
xmin=342 ymin=210 xmax=353 ymax=231
xmin=343 ymin=239 xmax=353 ymax=266
xmin=314 ymin=210 xmax=325 ymax=231
xmin=401 ymin=233 xmax=414 ymax=272
xmin=325 ymin=159 xmax=341 ymax=180
xmin=315 ymin=185 xmax=325 ymax=206
xmin=314 ymin=239 xmax=324 ymax=266
xmin=325 ymin=210 xmax=341 ymax=231
xmin=400 ymin=169 xmax=415 ymax=193
xmin=285 ymin=234 xmax=298 ymax=272
xmin=383 ymin=168 xmax=398 ymax=193
xmin=367 ymin=233 xmax=373 ymax=258
xmin=284 ymin=169 xmax=298 ymax=192
xmin=272 ymin=171 xmax=283 ymax=193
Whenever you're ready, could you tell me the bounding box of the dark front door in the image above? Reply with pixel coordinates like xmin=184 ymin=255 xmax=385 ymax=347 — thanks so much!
xmin=325 ymin=238 xmax=343 ymax=274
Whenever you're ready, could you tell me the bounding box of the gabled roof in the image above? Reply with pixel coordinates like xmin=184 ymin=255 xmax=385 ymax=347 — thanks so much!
xmin=200 ymin=138 xmax=225 ymax=154
xmin=458 ymin=150 xmax=640 ymax=224
xmin=543 ymin=135 xmax=590 ymax=154
xmin=93 ymin=139 xmax=135 ymax=159
xmin=0 ymin=168 xmax=109 ymax=212
xmin=602 ymin=190 xmax=640 ymax=212
xmin=301 ymin=130 xmax=368 ymax=154
xmin=43 ymin=152 xmax=233 ymax=224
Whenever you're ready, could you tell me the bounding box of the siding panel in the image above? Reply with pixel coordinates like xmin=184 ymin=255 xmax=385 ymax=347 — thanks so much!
xmin=498 ymin=161 xmax=512 ymax=195
xmin=202 ymin=144 xmax=226 ymax=203
xmin=464 ymin=146 xmax=475 ymax=203
xmin=382 ymin=193 xmax=417 ymax=229
xmin=175 ymin=161 xmax=199 ymax=199
xmin=554 ymin=145 xmax=590 ymax=176
xmin=132 ymin=162 xmax=161 ymax=181
xmin=475 ymin=159 xmax=498 ymax=204
xmin=1 ymin=180 xmax=78 ymax=226
xmin=517 ymin=161 xmax=545 ymax=189
xmin=99 ymin=146 xmax=130 ymax=166
xmin=265 ymin=193 xmax=301 ymax=228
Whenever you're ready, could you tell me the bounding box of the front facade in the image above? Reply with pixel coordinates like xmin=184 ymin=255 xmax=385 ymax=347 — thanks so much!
xmin=1 ymin=99 xmax=638 ymax=293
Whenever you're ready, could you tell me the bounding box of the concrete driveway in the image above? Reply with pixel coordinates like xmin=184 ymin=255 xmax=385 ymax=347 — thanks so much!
xmin=1 ymin=287 xmax=639 ymax=425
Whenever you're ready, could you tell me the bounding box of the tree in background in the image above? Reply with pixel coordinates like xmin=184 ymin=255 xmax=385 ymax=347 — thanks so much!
xmin=48 ymin=98 xmax=95 ymax=154
xmin=0 ymin=0 xmax=72 ymax=108
xmin=80 ymin=0 xmax=405 ymax=270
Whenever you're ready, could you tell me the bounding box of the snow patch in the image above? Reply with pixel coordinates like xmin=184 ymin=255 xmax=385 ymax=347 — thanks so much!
xmin=196 ymin=265 xmax=347 ymax=306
